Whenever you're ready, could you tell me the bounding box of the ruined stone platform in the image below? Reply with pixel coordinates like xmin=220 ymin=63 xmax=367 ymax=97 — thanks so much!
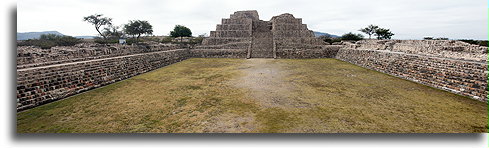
xmin=197 ymin=10 xmax=326 ymax=58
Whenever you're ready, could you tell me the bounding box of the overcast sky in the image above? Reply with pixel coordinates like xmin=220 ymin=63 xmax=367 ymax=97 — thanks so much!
xmin=18 ymin=0 xmax=488 ymax=40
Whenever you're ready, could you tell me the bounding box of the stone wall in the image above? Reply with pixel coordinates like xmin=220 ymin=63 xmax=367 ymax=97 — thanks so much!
xmin=336 ymin=41 xmax=487 ymax=102
xmin=17 ymin=49 xmax=190 ymax=111
xmin=191 ymin=49 xmax=247 ymax=58
xmin=276 ymin=45 xmax=341 ymax=59
xmin=351 ymin=40 xmax=487 ymax=62
xmin=17 ymin=43 xmax=182 ymax=69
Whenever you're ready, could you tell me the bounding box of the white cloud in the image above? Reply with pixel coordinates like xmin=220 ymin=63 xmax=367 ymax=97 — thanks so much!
xmin=18 ymin=0 xmax=488 ymax=39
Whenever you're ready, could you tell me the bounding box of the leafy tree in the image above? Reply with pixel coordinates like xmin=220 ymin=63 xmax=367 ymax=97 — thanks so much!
xmin=170 ymin=25 xmax=192 ymax=42
xmin=375 ymin=28 xmax=395 ymax=39
xmin=123 ymin=20 xmax=153 ymax=41
xmin=341 ymin=32 xmax=364 ymax=41
xmin=83 ymin=14 xmax=112 ymax=39
xmin=359 ymin=24 xmax=379 ymax=39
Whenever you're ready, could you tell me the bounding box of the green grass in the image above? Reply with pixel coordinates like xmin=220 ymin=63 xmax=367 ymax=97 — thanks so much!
xmin=17 ymin=58 xmax=487 ymax=133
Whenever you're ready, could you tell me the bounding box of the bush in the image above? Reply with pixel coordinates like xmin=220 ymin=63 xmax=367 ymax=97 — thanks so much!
xmin=17 ymin=34 xmax=81 ymax=49
xmin=319 ymin=35 xmax=342 ymax=44
xmin=459 ymin=40 xmax=488 ymax=47
xmin=341 ymin=32 xmax=364 ymax=41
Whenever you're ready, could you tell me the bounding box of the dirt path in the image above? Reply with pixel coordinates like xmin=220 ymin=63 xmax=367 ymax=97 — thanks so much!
xmin=205 ymin=59 xmax=310 ymax=132
xmin=232 ymin=59 xmax=309 ymax=108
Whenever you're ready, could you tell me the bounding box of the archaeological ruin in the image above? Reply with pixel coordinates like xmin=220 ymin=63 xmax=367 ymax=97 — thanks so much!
xmin=16 ymin=10 xmax=488 ymax=111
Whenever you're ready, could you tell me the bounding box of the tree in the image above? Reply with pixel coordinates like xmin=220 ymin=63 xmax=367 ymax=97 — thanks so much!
xmin=102 ymin=25 xmax=124 ymax=39
xmin=123 ymin=20 xmax=153 ymax=41
xmin=83 ymin=14 xmax=112 ymax=39
xmin=359 ymin=24 xmax=379 ymax=39
xmin=170 ymin=25 xmax=192 ymax=42
xmin=341 ymin=32 xmax=364 ymax=41
xmin=375 ymin=28 xmax=395 ymax=39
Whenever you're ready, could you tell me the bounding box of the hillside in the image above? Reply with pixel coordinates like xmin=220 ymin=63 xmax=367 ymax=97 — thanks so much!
xmin=313 ymin=31 xmax=339 ymax=38
xmin=17 ymin=31 xmax=64 ymax=40
xmin=17 ymin=31 xmax=96 ymax=40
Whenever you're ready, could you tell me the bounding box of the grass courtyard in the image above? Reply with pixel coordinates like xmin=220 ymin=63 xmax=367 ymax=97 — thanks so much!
xmin=17 ymin=58 xmax=487 ymax=133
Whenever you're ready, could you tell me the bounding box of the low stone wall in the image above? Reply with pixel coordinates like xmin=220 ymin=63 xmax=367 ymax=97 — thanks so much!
xmin=191 ymin=49 xmax=247 ymax=58
xmin=335 ymin=48 xmax=487 ymax=102
xmin=16 ymin=49 xmax=190 ymax=111
xmin=276 ymin=45 xmax=341 ymax=59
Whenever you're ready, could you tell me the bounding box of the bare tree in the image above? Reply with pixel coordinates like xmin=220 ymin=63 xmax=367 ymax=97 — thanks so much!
xmin=83 ymin=14 xmax=112 ymax=39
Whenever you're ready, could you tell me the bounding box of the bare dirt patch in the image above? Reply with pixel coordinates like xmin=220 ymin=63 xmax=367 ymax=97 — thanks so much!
xmin=231 ymin=59 xmax=310 ymax=108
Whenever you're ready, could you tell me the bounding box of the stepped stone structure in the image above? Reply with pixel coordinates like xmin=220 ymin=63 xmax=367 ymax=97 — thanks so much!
xmin=196 ymin=10 xmax=326 ymax=58
xmin=15 ymin=10 xmax=488 ymax=111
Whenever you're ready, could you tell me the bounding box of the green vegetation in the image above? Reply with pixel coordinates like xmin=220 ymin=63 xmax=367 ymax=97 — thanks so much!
xmin=459 ymin=39 xmax=488 ymax=47
xmin=123 ymin=20 xmax=154 ymax=41
xmin=375 ymin=28 xmax=395 ymax=39
xmin=341 ymin=32 xmax=364 ymax=41
xmin=318 ymin=34 xmax=342 ymax=44
xmin=18 ymin=34 xmax=81 ymax=49
xmin=17 ymin=59 xmax=487 ymax=133
xmin=359 ymin=24 xmax=395 ymax=39
xmin=359 ymin=24 xmax=379 ymax=39
xmin=170 ymin=25 xmax=192 ymax=42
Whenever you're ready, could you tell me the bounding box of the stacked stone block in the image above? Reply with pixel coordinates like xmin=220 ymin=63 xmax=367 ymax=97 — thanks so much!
xmin=196 ymin=10 xmax=330 ymax=58
xmin=17 ymin=49 xmax=190 ymax=111
xmin=336 ymin=41 xmax=488 ymax=102
xmin=270 ymin=13 xmax=327 ymax=58
xmin=17 ymin=43 xmax=182 ymax=68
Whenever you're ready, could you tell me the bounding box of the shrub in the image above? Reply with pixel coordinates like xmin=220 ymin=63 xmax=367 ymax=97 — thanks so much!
xmin=459 ymin=40 xmax=488 ymax=47
xmin=319 ymin=35 xmax=342 ymax=44
xmin=17 ymin=34 xmax=81 ymax=49
xmin=341 ymin=32 xmax=364 ymax=41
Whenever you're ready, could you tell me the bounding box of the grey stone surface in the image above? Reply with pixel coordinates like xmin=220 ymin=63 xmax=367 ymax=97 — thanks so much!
xmin=196 ymin=10 xmax=329 ymax=58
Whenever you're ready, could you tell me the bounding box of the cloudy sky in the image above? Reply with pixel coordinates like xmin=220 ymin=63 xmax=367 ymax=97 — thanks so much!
xmin=18 ymin=0 xmax=487 ymax=39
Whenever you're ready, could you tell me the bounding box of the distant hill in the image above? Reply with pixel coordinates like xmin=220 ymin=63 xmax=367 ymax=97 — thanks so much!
xmin=17 ymin=31 xmax=64 ymax=40
xmin=17 ymin=31 xmax=96 ymax=40
xmin=313 ymin=31 xmax=340 ymax=38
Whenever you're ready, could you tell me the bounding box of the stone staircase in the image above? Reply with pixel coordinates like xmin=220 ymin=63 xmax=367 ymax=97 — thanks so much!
xmin=250 ymin=21 xmax=274 ymax=58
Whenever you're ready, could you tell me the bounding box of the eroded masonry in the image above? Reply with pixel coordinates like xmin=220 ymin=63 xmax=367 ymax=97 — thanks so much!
xmin=16 ymin=10 xmax=488 ymax=111
xmin=193 ymin=10 xmax=336 ymax=58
